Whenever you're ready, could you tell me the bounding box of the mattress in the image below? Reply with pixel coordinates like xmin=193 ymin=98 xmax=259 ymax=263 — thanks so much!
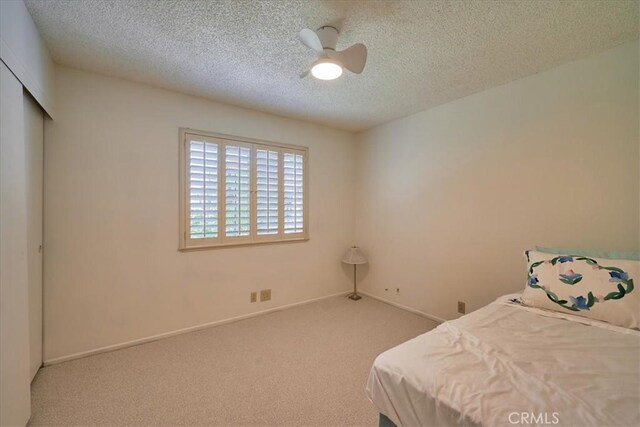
xmin=366 ymin=295 xmax=640 ymax=427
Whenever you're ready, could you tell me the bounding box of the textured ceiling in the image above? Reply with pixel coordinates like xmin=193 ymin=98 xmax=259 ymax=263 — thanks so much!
xmin=26 ymin=0 xmax=639 ymax=132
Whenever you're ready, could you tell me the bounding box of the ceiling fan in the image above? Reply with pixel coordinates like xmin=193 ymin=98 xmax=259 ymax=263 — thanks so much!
xmin=298 ymin=25 xmax=367 ymax=81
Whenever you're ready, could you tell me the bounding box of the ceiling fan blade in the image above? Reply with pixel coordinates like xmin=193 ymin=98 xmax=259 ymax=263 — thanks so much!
xmin=298 ymin=28 xmax=324 ymax=53
xmin=330 ymin=43 xmax=367 ymax=74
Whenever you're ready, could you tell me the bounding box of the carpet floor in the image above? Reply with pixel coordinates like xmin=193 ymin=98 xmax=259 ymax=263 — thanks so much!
xmin=29 ymin=295 xmax=438 ymax=426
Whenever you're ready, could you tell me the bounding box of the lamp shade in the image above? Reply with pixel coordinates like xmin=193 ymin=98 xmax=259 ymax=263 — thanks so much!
xmin=342 ymin=246 xmax=368 ymax=265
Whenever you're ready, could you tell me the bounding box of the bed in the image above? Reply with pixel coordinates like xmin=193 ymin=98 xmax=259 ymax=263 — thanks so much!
xmin=366 ymin=294 xmax=640 ymax=427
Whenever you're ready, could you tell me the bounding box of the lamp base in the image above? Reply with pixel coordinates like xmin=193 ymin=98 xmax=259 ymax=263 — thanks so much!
xmin=348 ymin=292 xmax=362 ymax=301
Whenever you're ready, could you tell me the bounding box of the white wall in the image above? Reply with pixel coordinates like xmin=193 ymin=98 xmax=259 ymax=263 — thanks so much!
xmin=0 ymin=1 xmax=52 ymax=422
xmin=0 ymin=0 xmax=55 ymax=117
xmin=25 ymin=91 xmax=44 ymax=380
xmin=355 ymin=41 xmax=640 ymax=321
xmin=0 ymin=62 xmax=32 ymax=427
xmin=44 ymin=67 xmax=356 ymax=362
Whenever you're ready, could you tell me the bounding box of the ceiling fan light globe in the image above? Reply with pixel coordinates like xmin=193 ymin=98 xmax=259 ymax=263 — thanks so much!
xmin=311 ymin=60 xmax=343 ymax=80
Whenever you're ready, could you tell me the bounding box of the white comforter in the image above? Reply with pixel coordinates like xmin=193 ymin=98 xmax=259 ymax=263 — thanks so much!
xmin=366 ymin=295 xmax=640 ymax=427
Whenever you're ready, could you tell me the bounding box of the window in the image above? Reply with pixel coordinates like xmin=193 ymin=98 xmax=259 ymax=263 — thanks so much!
xmin=179 ymin=128 xmax=308 ymax=250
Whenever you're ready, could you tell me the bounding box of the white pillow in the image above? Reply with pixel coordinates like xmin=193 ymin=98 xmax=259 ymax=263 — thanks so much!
xmin=521 ymin=250 xmax=639 ymax=329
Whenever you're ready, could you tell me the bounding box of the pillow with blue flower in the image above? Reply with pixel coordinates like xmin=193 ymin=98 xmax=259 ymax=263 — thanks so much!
xmin=521 ymin=250 xmax=639 ymax=329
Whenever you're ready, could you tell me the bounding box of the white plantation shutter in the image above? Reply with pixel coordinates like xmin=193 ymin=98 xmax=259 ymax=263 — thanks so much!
xmin=256 ymin=148 xmax=279 ymax=235
xmin=283 ymin=151 xmax=304 ymax=234
xmin=180 ymin=129 xmax=307 ymax=249
xmin=225 ymin=144 xmax=251 ymax=237
xmin=188 ymin=138 xmax=218 ymax=240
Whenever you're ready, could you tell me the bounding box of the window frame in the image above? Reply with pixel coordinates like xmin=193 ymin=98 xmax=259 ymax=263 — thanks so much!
xmin=179 ymin=128 xmax=309 ymax=251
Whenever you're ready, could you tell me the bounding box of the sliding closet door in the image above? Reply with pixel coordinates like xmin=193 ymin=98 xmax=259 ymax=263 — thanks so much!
xmin=24 ymin=91 xmax=44 ymax=381
xmin=0 ymin=61 xmax=32 ymax=426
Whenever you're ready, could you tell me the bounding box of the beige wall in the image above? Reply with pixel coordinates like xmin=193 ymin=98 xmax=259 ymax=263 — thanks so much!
xmin=355 ymin=41 xmax=640 ymax=321
xmin=45 ymin=41 xmax=639 ymax=361
xmin=44 ymin=67 xmax=356 ymax=362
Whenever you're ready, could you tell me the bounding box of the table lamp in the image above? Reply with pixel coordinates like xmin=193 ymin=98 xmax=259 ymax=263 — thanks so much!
xmin=342 ymin=246 xmax=368 ymax=301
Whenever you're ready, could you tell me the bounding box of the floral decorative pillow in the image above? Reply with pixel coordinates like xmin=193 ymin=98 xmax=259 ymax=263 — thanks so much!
xmin=521 ymin=250 xmax=639 ymax=329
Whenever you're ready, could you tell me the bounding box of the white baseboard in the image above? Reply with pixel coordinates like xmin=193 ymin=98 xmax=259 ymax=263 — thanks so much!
xmin=44 ymin=290 xmax=351 ymax=366
xmin=358 ymin=290 xmax=446 ymax=324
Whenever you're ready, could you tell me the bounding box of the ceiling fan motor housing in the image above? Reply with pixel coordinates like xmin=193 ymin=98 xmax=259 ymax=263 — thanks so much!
xmin=316 ymin=26 xmax=339 ymax=51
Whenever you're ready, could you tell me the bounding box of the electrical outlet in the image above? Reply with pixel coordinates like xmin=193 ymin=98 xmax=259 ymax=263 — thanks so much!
xmin=458 ymin=301 xmax=466 ymax=314
xmin=250 ymin=292 xmax=257 ymax=303
xmin=260 ymin=289 xmax=271 ymax=302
